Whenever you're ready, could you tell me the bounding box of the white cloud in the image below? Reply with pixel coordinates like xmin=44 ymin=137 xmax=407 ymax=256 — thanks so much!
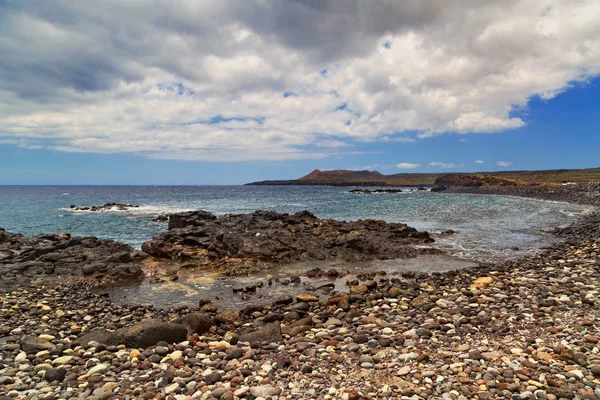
xmin=357 ymin=164 xmax=394 ymax=171
xmin=396 ymin=162 xmax=421 ymax=169
xmin=497 ymin=161 xmax=514 ymax=167
xmin=429 ymin=162 xmax=464 ymax=169
xmin=0 ymin=1 xmax=599 ymax=161
xmin=474 ymin=160 xmax=485 ymax=164
xmin=0 ymin=138 xmax=43 ymax=149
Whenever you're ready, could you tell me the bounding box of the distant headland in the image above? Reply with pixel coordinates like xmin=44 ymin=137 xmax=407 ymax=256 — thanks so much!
xmin=246 ymin=167 xmax=600 ymax=187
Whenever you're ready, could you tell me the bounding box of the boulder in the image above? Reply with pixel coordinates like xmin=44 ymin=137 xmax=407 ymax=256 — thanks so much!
xmin=141 ymin=210 xmax=432 ymax=272
xmin=0 ymin=229 xmax=144 ymax=288
xmin=168 ymin=210 xmax=217 ymax=230
xmin=44 ymin=368 xmax=67 ymax=382
xmin=108 ymin=321 xmax=188 ymax=348
xmin=20 ymin=336 xmax=56 ymax=353
xmin=81 ymin=321 xmax=189 ymax=348
xmin=171 ymin=313 xmax=212 ymax=336
xmin=73 ymin=329 xmax=112 ymax=347
xmin=239 ymin=322 xmax=282 ymax=345
xmin=214 ymin=310 xmax=240 ymax=325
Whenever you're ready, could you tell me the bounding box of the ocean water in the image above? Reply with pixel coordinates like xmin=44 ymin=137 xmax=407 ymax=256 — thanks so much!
xmin=0 ymin=185 xmax=590 ymax=263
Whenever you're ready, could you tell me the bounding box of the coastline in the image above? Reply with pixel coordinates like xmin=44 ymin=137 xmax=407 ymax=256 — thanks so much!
xmin=440 ymin=182 xmax=600 ymax=208
xmin=1 ymin=187 xmax=599 ymax=399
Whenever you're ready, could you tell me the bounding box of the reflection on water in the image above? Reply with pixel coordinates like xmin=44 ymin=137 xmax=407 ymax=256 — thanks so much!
xmin=102 ymin=254 xmax=478 ymax=308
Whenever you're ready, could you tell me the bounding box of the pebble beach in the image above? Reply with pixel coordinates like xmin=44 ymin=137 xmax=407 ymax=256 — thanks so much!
xmin=1 ymin=187 xmax=599 ymax=400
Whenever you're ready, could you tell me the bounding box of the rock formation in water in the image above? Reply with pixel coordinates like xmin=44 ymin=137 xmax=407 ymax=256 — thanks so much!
xmin=349 ymin=188 xmax=403 ymax=194
xmin=70 ymin=203 xmax=139 ymax=211
xmin=142 ymin=210 xmax=435 ymax=274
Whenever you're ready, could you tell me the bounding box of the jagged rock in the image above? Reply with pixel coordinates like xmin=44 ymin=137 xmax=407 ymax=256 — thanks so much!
xmin=349 ymin=188 xmax=403 ymax=194
xmin=70 ymin=203 xmax=139 ymax=211
xmin=0 ymin=230 xmax=144 ymax=288
xmin=142 ymin=210 xmax=433 ymax=274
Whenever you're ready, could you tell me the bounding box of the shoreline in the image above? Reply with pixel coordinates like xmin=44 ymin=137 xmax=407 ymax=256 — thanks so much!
xmin=440 ymin=182 xmax=600 ymax=208
xmin=1 ymin=187 xmax=599 ymax=399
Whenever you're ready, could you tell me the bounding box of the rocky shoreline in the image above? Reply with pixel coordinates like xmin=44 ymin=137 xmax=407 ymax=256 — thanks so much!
xmin=439 ymin=182 xmax=600 ymax=208
xmin=142 ymin=210 xmax=435 ymax=276
xmin=0 ymin=230 xmax=145 ymax=290
xmin=1 ymin=189 xmax=599 ymax=400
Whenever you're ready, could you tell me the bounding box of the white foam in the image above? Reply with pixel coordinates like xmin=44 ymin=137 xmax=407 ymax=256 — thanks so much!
xmin=59 ymin=204 xmax=193 ymax=216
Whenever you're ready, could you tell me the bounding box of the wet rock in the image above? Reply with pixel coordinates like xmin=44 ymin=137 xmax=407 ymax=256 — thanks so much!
xmin=142 ymin=210 xmax=431 ymax=273
xmin=215 ymin=310 xmax=240 ymax=325
xmin=296 ymin=294 xmax=319 ymax=302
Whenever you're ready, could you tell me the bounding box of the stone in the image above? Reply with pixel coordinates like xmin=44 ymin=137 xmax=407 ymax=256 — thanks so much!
xmin=215 ymin=310 xmax=240 ymax=324
xmin=165 ymin=383 xmax=180 ymax=395
xmin=239 ymin=322 xmax=282 ymax=345
xmin=250 ymin=385 xmax=278 ymax=398
xmin=88 ymin=363 xmax=109 ymax=375
xmin=296 ymin=294 xmax=319 ymax=302
xmin=471 ymin=277 xmax=494 ymax=289
xmin=106 ymin=321 xmax=188 ymax=348
xmin=44 ymin=368 xmax=67 ymax=382
xmin=350 ymin=285 xmax=368 ymax=295
xmin=73 ymin=329 xmax=112 ymax=347
xmin=20 ymin=336 xmax=56 ymax=353
xmin=398 ymin=366 xmax=411 ymax=376
xmin=52 ymin=356 xmax=73 ymax=365
xmin=171 ymin=312 xmax=212 ymax=335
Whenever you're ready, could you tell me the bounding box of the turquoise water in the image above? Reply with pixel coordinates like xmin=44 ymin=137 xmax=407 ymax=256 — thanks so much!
xmin=0 ymin=185 xmax=589 ymax=262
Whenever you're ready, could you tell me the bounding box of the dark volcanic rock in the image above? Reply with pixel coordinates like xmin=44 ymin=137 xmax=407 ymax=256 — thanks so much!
xmin=45 ymin=368 xmax=67 ymax=382
xmin=239 ymin=322 xmax=283 ymax=345
xmin=349 ymin=188 xmax=403 ymax=194
xmin=438 ymin=181 xmax=600 ymax=208
xmin=70 ymin=203 xmax=139 ymax=212
xmin=76 ymin=321 xmax=188 ymax=348
xmin=168 ymin=210 xmax=218 ymax=230
xmin=170 ymin=312 xmax=212 ymax=336
xmin=142 ymin=210 xmax=433 ymax=273
xmin=0 ymin=230 xmax=145 ymax=289
xmin=108 ymin=321 xmax=187 ymax=348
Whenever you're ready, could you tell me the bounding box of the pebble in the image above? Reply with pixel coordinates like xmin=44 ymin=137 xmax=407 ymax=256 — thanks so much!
xmin=1 ymin=207 xmax=600 ymax=400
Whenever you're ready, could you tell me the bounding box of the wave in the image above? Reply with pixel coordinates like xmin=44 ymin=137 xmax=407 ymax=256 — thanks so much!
xmin=59 ymin=204 xmax=193 ymax=216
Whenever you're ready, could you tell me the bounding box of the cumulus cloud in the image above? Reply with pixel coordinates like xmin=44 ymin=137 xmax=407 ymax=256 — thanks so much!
xmin=0 ymin=1 xmax=599 ymax=161
xmin=474 ymin=160 xmax=485 ymax=164
xmin=429 ymin=162 xmax=464 ymax=169
xmin=497 ymin=161 xmax=514 ymax=167
xmin=396 ymin=163 xmax=421 ymax=169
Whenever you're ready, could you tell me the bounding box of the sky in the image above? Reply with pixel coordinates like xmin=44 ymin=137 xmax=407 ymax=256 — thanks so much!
xmin=0 ymin=0 xmax=599 ymax=185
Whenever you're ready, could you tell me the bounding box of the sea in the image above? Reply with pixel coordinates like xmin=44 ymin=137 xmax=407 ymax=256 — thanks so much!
xmin=0 ymin=185 xmax=591 ymax=263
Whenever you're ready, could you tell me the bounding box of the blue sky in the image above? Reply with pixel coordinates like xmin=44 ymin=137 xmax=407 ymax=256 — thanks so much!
xmin=0 ymin=1 xmax=599 ymax=184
